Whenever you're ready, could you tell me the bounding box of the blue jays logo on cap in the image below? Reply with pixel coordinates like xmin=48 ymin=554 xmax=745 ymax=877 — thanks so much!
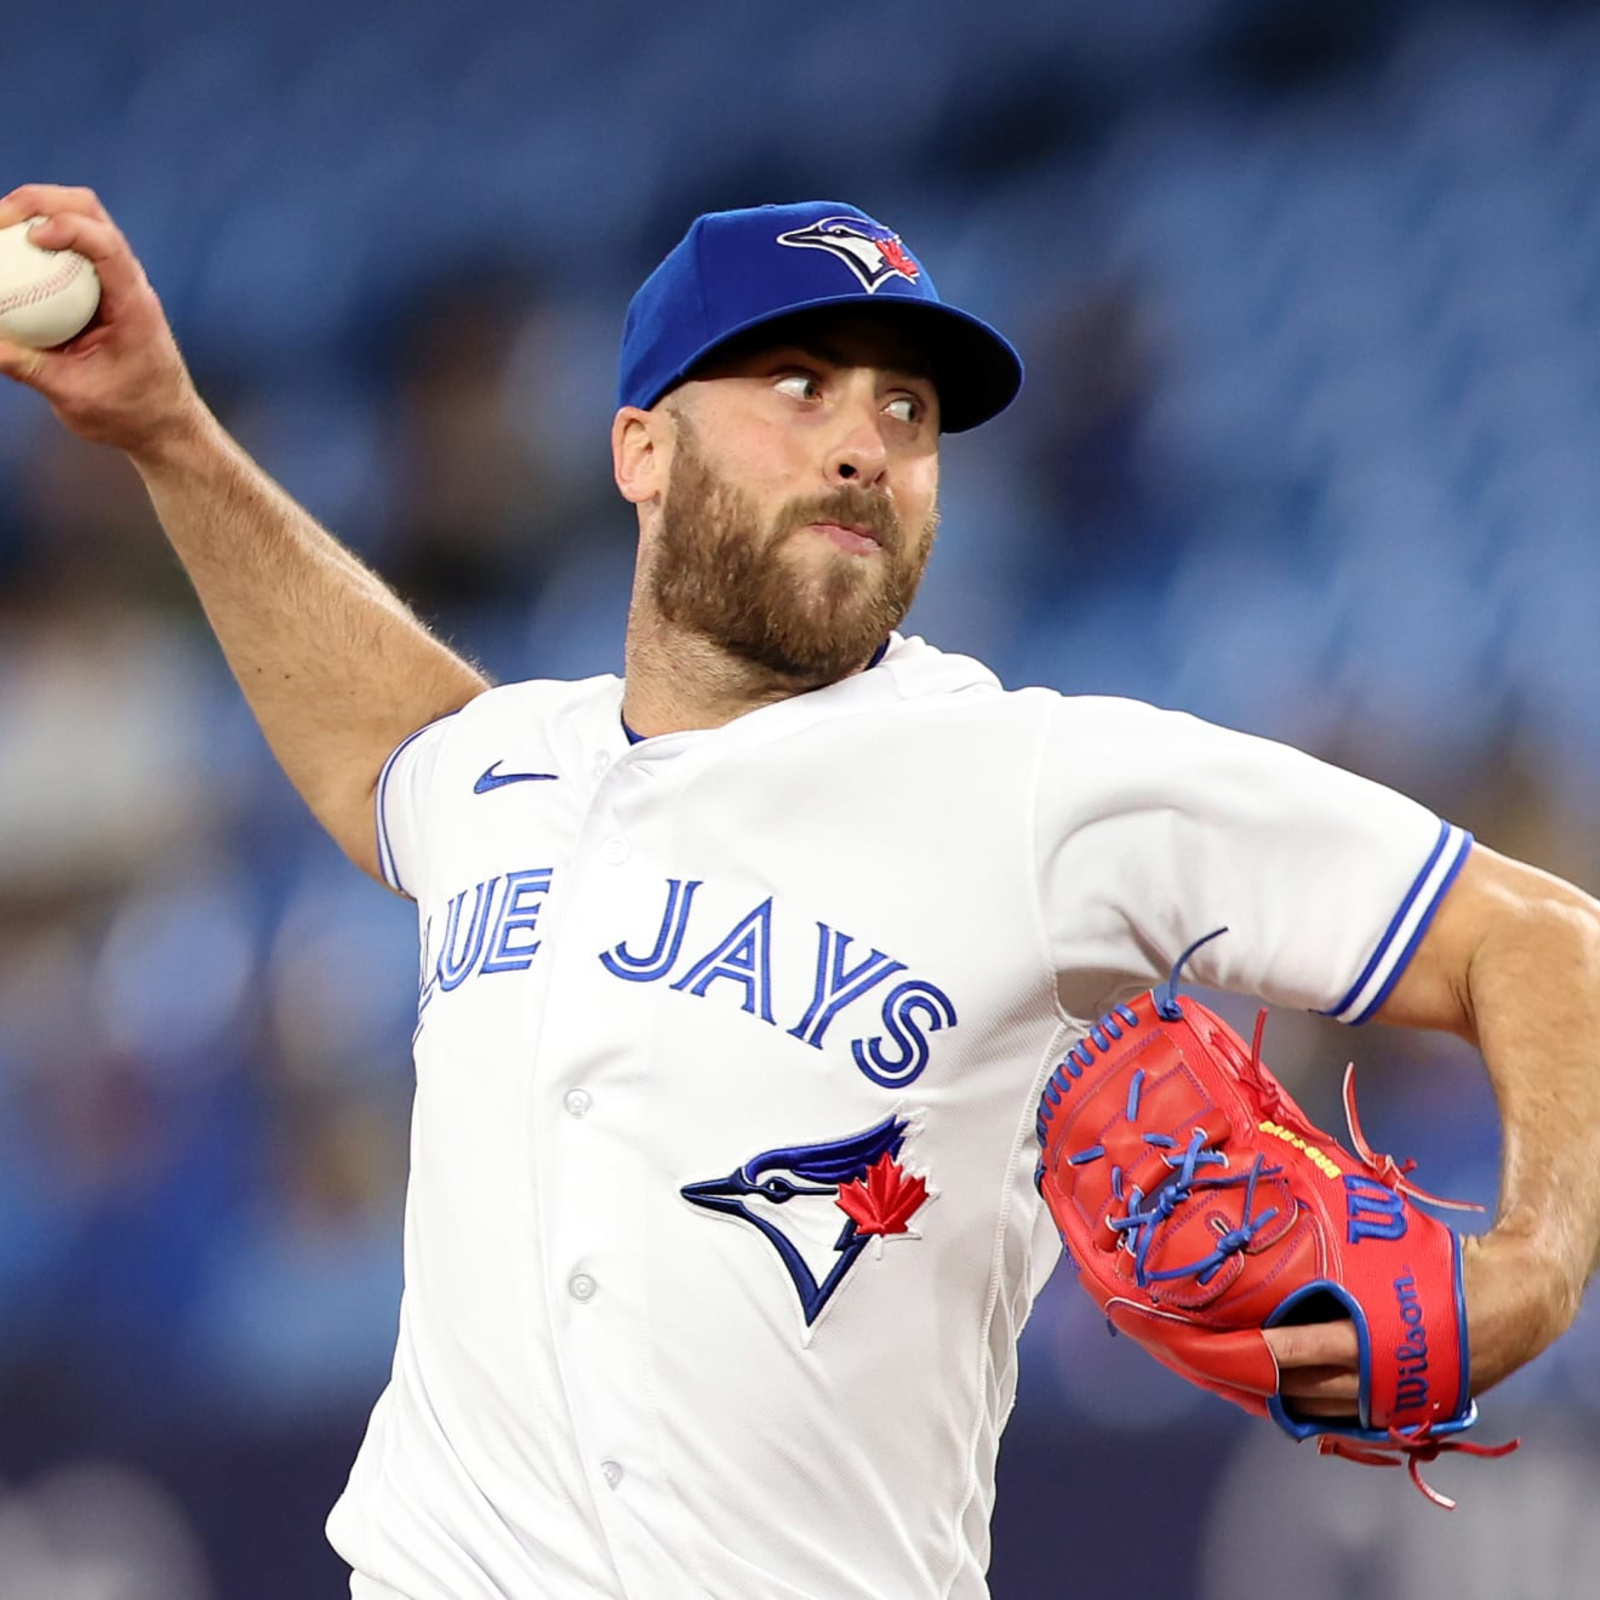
xmin=681 ymin=1113 xmax=933 ymax=1339
xmin=617 ymin=200 xmax=1023 ymax=433
xmin=776 ymin=215 xmax=921 ymax=294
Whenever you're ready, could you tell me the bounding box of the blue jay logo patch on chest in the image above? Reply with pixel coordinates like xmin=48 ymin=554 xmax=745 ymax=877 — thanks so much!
xmin=681 ymin=1114 xmax=935 ymax=1339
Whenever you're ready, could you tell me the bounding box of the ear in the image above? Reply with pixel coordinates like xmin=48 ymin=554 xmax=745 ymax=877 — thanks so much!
xmin=613 ymin=405 xmax=671 ymax=505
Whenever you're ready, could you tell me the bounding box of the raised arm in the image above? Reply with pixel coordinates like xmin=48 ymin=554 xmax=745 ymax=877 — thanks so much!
xmin=0 ymin=185 xmax=488 ymax=881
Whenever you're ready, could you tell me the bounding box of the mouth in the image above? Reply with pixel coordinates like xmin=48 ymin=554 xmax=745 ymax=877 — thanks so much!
xmin=807 ymin=521 xmax=881 ymax=556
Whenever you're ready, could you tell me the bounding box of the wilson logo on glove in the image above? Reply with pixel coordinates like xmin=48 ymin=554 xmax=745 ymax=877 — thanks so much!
xmin=1345 ymin=1176 xmax=1409 ymax=1242
xmin=1034 ymin=930 xmax=1518 ymax=1508
xmin=1392 ymin=1273 xmax=1432 ymax=1414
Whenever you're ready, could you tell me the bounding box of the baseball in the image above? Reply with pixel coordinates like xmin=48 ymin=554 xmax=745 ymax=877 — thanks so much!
xmin=0 ymin=218 xmax=102 ymax=349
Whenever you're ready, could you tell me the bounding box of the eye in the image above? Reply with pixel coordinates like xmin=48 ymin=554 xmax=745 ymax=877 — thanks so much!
xmin=884 ymin=395 xmax=921 ymax=425
xmin=774 ymin=372 xmax=821 ymax=402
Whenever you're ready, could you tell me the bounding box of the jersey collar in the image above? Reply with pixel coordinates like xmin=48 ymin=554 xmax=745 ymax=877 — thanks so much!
xmin=620 ymin=635 xmax=896 ymax=745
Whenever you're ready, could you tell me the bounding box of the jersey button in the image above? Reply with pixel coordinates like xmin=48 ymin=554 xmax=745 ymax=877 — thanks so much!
xmin=601 ymin=1460 xmax=624 ymax=1489
xmin=591 ymin=751 xmax=610 ymax=777
xmin=564 ymin=1088 xmax=592 ymax=1118
xmin=600 ymin=835 xmax=630 ymax=865
xmin=568 ymin=1272 xmax=597 ymax=1302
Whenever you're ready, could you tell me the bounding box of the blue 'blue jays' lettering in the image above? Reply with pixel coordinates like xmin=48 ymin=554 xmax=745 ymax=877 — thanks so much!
xmin=600 ymin=878 xmax=701 ymax=981
xmin=600 ymin=878 xmax=959 ymax=1086
xmin=788 ymin=925 xmax=905 ymax=1049
xmin=671 ymin=898 xmax=775 ymax=1021
xmin=852 ymin=980 xmax=959 ymax=1087
xmin=418 ymin=868 xmax=554 ymax=1016
xmin=481 ymin=869 xmax=552 ymax=974
xmin=438 ymin=879 xmax=497 ymax=992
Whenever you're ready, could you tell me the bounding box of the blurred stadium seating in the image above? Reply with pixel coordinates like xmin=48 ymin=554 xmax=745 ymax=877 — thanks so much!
xmin=3 ymin=0 xmax=1599 ymax=1594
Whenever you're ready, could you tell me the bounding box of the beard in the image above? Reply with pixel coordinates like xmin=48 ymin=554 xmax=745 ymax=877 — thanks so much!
xmin=649 ymin=426 xmax=936 ymax=685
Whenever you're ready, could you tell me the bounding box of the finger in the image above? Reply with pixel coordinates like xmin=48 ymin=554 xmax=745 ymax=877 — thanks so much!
xmin=0 ymin=338 xmax=57 ymax=388
xmin=0 ymin=184 xmax=110 ymax=231
xmin=1275 ymin=1364 xmax=1361 ymax=1402
xmin=1262 ymin=1320 xmax=1360 ymax=1371
xmin=1283 ymin=1395 xmax=1363 ymax=1419
xmin=20 ymin=211 xmax=142 ymax=303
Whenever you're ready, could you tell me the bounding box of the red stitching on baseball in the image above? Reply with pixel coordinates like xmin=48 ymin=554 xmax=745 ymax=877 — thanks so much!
xmin=0 ymin=253 xmax=87 ymax=319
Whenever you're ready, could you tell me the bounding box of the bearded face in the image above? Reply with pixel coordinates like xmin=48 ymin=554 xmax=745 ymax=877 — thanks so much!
xmin=649 ymin=418 xmax=938 ymax=685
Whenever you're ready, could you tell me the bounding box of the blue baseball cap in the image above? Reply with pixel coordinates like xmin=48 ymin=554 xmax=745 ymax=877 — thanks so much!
xmin=618 ymin=201 xmax=1023 ymax=433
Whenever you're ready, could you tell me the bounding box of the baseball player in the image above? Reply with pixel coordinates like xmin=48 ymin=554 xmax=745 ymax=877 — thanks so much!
xmin=2 ymin=185 xmax=1598 ymax=1599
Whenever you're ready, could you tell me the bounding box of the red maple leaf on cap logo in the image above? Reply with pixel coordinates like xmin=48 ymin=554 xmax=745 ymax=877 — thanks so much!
xmin=835 ymin=1153 xmax=929 ymax=1236
xmin=878 ymin=236 xmax=920 ymax=281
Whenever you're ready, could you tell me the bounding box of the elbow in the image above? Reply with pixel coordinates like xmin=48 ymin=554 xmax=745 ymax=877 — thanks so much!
xmin=1463 ymin=863 xmax=1600 ymax=1034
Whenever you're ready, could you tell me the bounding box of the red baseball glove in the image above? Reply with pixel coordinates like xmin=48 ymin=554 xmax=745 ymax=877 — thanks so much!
xmin=1035 ymin=932 xmax=1517 ymax=1507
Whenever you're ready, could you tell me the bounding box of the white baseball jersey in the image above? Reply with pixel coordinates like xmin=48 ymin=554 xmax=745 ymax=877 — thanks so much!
xmin=327 ymin=633 xmax=1470 ymax=1599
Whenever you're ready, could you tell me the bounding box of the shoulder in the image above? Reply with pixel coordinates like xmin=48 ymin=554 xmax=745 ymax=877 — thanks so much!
xmin=879 ymin=646 xmax=1363 ymax=794
xmin=383 ymin=672 xmax=623 ymax=791
xmin=1035 ymin=691 xmax=1336 ymax=768
xmin=449 ymin=673 xmax=623 ymax=730
xmin=375 ymin=673 xmax=623 ymax=896
xmin=867 ymin=640 xmax=1216 ymax=768
xmin=414 ymin=673 xmax=622 ymax=754
xmin=883 ymin=638 xmax=1189 ymax=730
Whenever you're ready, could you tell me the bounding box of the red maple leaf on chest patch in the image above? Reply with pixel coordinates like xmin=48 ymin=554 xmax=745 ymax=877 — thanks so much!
xmin=835 ymin=1152 xmax=929 ymax=1236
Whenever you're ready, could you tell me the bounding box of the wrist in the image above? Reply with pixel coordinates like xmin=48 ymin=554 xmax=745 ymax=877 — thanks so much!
xmin=1478 ymin=1215 xmax=1585 ymax=1341
xmin=126 ymin=391 xmax=225 ymax=479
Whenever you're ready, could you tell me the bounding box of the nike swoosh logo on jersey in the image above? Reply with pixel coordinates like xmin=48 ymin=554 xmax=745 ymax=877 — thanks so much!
xmin=474 ymin=762 xmax=560 ymax=793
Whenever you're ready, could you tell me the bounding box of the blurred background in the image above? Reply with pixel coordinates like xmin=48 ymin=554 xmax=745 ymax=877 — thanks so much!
xmin=3 ymin=0 xmax=1600 ymax=1593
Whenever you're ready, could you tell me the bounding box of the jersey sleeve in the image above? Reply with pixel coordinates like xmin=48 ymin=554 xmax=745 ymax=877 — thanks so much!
xmin=374 ymin=713 xmax=458 ymax=901
xmin=1033 ymin=695 xmax=1472 ymax=1022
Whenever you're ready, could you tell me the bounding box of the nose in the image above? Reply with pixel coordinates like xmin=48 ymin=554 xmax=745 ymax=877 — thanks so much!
xmin=826 ymin=388 xmax=890 ymax=488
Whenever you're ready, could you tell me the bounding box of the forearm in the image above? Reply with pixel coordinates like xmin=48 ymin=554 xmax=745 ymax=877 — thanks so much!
xmin=0 ymin=187 xmax=491 ymax=878
xmin=1374 ymin=845 xmax=1600 ymax=1388
xmin=1461 ymin=861 xmax=1600 ymax=1317
xmin=133 ymin=406 xmax=487 ymax=872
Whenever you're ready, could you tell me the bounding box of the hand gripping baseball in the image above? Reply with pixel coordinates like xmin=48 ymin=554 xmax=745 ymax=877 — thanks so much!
xmin=0 ymin=184 xmax=202 ymax=458
xmin=1035 ymin=932 xmax=1518 ymax=1508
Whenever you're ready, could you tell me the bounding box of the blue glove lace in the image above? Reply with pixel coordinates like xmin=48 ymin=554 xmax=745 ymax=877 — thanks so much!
xmin=1105 ymin=1134 xmax=1283 ymax=1289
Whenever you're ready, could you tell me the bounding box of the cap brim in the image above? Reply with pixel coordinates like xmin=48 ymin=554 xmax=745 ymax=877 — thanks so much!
xmin=658 ymin=293 xmax=1023 ymax=434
